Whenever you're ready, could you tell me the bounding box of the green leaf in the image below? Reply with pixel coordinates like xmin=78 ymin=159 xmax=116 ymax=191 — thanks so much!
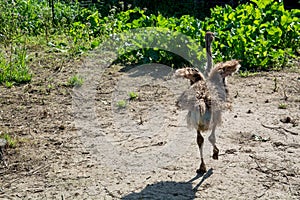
xmin=251 ymin=0 xmax=273 ymax=9
xmin=91 ymin=40 xmax=100 ymax=49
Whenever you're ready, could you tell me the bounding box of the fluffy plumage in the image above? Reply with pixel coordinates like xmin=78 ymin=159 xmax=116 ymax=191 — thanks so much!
xmin=175 ymin=67 xmax=212 ymax=130
xmin=210 ymin=59 xmax=241 ymax=79
xmin=175 ymin=67 xmax=206 ymax=85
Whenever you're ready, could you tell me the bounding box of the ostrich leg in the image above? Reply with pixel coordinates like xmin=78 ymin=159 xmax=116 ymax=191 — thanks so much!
xmin=196 ymin=130 xmax=207 ymax=173
xmin=208 ymin=123 xmax=219 ymax=160
xmin=208 ymin=110 xmax=221 ymax=160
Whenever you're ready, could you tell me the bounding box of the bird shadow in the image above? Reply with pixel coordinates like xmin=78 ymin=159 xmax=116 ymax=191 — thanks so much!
xmin=118 ymin=63 xmax=174 ymax=80
xmin=121 ymin=168 xmax=213 ymax=200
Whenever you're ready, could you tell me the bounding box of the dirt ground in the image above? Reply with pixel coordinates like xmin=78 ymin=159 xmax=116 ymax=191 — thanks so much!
xmin=0 ymin=52 xmax=299 ymax=199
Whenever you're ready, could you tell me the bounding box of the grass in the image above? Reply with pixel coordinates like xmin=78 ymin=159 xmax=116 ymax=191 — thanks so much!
xmin=239 ymin=71 xmax=258 ymax=78
xmin=0 ymin=133 xmax=17 ymax=148
xmin=128 ymin=91 xmax=138 ymax=100
xmin=68 ymin=75 xmax=84 ymax=87
xmin=116 ymin=100 xmax=126 ymax=108
xmin=4 ymin=81 xmax=14 ymax=88
xmin=278 ymin=103 xmax=287 ymax=109
xmin=0 ymin=46 xmax=32 ymax=85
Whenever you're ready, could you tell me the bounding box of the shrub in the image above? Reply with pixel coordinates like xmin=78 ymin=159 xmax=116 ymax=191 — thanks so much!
xmin=1 ymin=0 xmax=299 ymax=73
xmin=203 ymin=0 xmax=300 ymax=70
xmin=101 ymin=0 xmax=299 ymax=70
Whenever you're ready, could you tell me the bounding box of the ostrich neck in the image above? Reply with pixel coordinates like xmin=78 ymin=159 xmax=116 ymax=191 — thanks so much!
xmin=205 ymin=39 xmax=213 ymax=75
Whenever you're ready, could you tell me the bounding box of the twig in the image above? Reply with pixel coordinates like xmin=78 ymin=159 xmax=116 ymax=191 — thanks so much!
xmin=249 ymin=155 xmax=284 ymax=174
xmin=250 ymin=154 xmax=294 ymax=198
xmin=282 ymin=172 xmax=293 ymax=195
xmin=132 ymin=141 xmax=166 ymax=151
xmin=2 ymin=164 xmax=49 ymax=188
xmin=138 ymin=115 xmax=143 ymax=125
xmin=249 ymin=155 xmax=267 ymax=174
xmin=255 ymin=191 xmax=266 ymax=199
xmin=254 ymin=182 xmax=275 ymax=200
xmin=261 ymin=123 xmax=298 ymax=135
xmin=27 ymin=164 xmax=50 ymax=175
xmin=104 ymin=187 xmax=120 ymax=199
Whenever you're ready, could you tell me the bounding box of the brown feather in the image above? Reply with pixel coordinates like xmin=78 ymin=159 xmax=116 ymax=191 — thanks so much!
xmin=175 ymin=67 xmax=212 ymax=130
xmin=175 ymin=67 xmax=205 ymax=85
xmin=211 ymin=59 xmax=241 ymax=78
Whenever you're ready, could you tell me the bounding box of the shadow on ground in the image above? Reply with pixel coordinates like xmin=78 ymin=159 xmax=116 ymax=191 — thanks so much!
xmin=121 ymin=169 xmax=213 ymax=200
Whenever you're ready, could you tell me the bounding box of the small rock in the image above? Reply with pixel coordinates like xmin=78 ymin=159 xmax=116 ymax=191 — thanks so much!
xmin=280 ymin=116 xmax=292 ymax=123
xmin=234 ymin=91 xmax=239 ymax=98
xmin=247 ymin=109 xmax=253 ymax=114
xmin=53 ymin=141 xmax=63 ymax=146
xmin=0 ymin=138 xmax=7 ymax=160
xmin=59 ymin=125 xmax=65 ymax=130
xmin=243 ymin=149 xmax=253 ymax=153
xmin=0 ymin=138 xmax=7 ymax=148
xmin=251 ymin=134 xmax=270 ymax=142
xmin=225 ymin=149 xmax=237 ymax=154
xmin=273 ymin=141 xmax=285 ymax=147
xmin=286 ymin=172 xmax=296 ymax=177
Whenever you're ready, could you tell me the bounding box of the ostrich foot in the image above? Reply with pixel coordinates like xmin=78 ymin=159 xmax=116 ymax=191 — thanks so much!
xmin=213 ymin=147 xmax=219 ymax=160
xmin=196 ymin=163 xmax=207 ymax=174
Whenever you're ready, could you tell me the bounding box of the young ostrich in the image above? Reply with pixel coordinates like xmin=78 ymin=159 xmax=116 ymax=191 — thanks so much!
xmin=175 ymin=32 xmax=240 ymax=173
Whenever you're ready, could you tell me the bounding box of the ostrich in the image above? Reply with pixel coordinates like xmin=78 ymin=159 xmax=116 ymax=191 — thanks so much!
xmin=175 ymin=32 xmax=240 ymax=173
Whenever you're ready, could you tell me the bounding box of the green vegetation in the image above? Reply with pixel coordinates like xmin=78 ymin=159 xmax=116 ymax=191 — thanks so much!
xmin=0 ymin=133 xmax=17 ymax=148
xmin=239 ymin=71 xmax=258 ymax=78
xmin=0 ymin=0 xmax=299 ymax=86
xmin=206 ymin=1 xmax=300 ymax=70
xmin=278 ymin=103 xmax=287 ymax=109
xmin=68 ymin=75 xmax=84 ymax=87
xmin=117 ymin=100 xmax=127 ymax=108
xmin=107 ymin=1 xmax=299 ymax=70
xmin=128 ymin=91 xmax=138 ymax=100
xmin=0 ymin=46 xmax=32 ymax=86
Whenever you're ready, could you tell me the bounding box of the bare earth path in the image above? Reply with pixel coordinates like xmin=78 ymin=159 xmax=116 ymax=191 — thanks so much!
xmin=0 ymin=55 xmax=299 ymax=199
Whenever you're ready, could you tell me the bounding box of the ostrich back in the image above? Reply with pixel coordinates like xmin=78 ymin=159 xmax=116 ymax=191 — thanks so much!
xmin=186 ymin=80 xmax=212 ymax=131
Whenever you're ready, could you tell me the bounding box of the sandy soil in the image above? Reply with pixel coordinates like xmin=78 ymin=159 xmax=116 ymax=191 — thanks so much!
xmin=0 ymin=53 xmax=299 ymax=199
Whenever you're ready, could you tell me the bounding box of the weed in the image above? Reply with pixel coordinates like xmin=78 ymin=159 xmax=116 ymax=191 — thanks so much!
xmin=278 ymin=103 xmax=287 ymax=109
xmin=128 ymin=91 xmax=138 ymax=100
xmin=68 ymin=75 xmax=84 ymax=87
xmin=4 ymin=81 xmax=14 ymax=88
xmin=239 ymin=71 xmax=258 ymax=78
xmin=0 ymin=133 xmax=17 ymax=148
xmin=117 ymin=100 xmax=126 ymax=108
xmin=0 ymin=46 xmax=32 ymax=84
xmin=47 ymin=84 xmax=54 ymax=90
